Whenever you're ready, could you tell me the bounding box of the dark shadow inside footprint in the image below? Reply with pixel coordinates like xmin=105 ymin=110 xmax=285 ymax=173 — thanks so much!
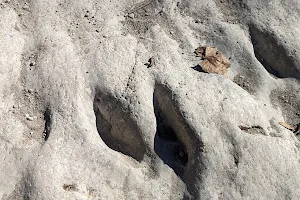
xmin=153 ymin=84 xmax=206 ymax=199
xmin=249 ymin=24 xmax=300 ymax=79
xmin=153 ymin=90 xmax=188 ymax=177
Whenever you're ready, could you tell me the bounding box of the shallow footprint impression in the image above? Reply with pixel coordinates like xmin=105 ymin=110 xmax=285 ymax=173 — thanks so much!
xmin=93 ymin=91 xmax=147 ymax=162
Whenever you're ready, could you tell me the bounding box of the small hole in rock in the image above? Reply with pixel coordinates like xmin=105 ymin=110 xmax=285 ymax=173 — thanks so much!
xmin=63 ymin=184 xmax=77 ymax=191
xmin=43 ymin=108 xmax=52 ymax=141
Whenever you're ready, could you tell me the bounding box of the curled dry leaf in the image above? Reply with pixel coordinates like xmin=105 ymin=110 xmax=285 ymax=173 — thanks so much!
xmin=194 ymin=46 xmax=231 ymax=75
xmin=279 ymin=121 xmax=295 ymax=131
xmin=279 ymin=121 xmax=300 ymax=135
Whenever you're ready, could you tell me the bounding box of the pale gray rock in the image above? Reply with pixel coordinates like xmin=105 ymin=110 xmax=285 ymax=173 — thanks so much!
xmin=1 ymin=0 xmax=300 ymax=199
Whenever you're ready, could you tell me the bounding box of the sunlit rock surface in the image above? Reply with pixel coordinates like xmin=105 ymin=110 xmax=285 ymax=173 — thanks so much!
xmin=1 ymin=0 xmax=300 ymax=199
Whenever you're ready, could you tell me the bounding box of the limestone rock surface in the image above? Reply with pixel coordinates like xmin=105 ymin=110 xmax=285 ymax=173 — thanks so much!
xmin=1 ymin=0 xmax=300 ymax=199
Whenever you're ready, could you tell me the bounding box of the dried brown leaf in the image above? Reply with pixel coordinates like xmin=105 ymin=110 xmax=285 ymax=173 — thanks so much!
xmin=195 ymin=46 xmax=231 ymax=75
xmin=279 ymin=121 xmax=295 ymax=131
xmin=204 ymin=46 xmax=217 ymax=57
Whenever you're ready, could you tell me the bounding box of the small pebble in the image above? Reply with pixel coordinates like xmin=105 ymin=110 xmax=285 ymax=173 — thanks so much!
xmin=128 ymin=13 xmax=134 ymax=18
xmin=25 ymin=114 xmax=33 ymax=121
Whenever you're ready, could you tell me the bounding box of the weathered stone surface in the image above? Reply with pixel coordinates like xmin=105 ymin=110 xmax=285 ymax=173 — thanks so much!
xmin=1 ymin=0 xmax=300 ymax=199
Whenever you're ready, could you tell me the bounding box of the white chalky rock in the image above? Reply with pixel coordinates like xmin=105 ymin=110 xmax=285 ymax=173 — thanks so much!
xmin=1 ymin=0 xmax=300 ymax=199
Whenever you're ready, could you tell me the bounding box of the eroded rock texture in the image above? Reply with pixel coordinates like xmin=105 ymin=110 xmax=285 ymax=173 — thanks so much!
xmin=1 ymin=0 xmax=300 ymax=199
